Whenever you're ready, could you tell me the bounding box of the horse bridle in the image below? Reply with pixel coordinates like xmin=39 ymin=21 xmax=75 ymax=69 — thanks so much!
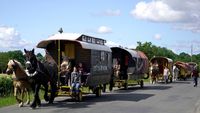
xmin=25 ymin=58 xmax=38 ymax=77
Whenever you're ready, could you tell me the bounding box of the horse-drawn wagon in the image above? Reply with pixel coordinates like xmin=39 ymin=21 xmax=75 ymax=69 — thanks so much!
xmin=109 ymin=46 xmax=149 ymax=90
xmin=37 ymin=32 xmax=112 ymax=101
xmin=188 ymin=62 xmax=198 ymax=71
xmin=175 ymin=61 xmax=192 ymax=80
xmin=150 ymin=56 xmax=173 ymax=83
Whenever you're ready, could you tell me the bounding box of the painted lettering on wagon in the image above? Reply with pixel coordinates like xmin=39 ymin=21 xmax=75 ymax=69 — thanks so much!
xmin=93 ymin=65 xmax=108 ymax=72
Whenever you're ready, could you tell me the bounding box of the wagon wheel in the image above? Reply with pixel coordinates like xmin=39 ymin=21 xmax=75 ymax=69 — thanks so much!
xmin=102 ymin=84 xmax=106 ymax=93
xmin=109 ymin=84 xmax=113 ymax=91
xmin=77 ymin=91 xmax=82 ymax=102
xmin=169 ymin=76 xmax=173 ymax=83
xmin=123 ymin=82 xmax=128 ymax=90
xmin=109 ymin=80 xmax=114 ymax=91
xmin=95 ymin=87 xmax=101 ymax=97
xmin=140 ymin=80 xmax=144 ymax=88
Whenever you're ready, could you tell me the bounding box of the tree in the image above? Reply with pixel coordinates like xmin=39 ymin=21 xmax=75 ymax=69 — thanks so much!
xmin=36 ymin=53 xmax=44 ymax=62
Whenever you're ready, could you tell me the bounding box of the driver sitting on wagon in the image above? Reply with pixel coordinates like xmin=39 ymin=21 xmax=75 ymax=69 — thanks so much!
xmin=60 ymin=57 xmax=71 ymax=85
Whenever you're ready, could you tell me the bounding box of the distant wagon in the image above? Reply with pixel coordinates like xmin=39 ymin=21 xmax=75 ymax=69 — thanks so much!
xmin=188 ymin=62 xmax=198 ymax=71
xmin=37 ymin=32 xmax=112 ymax=101
xmin=109 ymin=46 xmax=149 ymax=90
xmin=150 ymin=56 xmax=173 ymax=83
xmin=175 ymin=61 xmax=192 ymax=80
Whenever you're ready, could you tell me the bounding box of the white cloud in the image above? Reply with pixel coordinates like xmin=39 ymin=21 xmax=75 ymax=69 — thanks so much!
xmin=92 ymin=9 xmax=121 ymax=16
xmin=169 ymin=40 xmax=200 ymax=54
xmin=154 ymin=33 xmax=161 ymax=40
xmin=97 ymin=26 xmax=112 ymax=34
xmin=106 ymin=40 xmax=121 ymax=47
xmin=103 ymin=9 xmax=121 ymax=16
xmin=131 ymin=0 xmax=200 ymax=33
xmin=131 ymin=1 xmax=184 ymax=22
xmin=128 ymin=44 xmax=136 ymax=49
xmin=0 ymin=26 xmax=31 ymax=51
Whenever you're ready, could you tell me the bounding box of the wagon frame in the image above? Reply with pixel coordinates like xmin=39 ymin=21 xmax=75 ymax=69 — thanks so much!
xmin=37 ymin=32 xmax=112 ymax=101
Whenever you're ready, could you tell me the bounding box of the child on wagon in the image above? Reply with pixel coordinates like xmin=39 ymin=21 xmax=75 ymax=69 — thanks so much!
xmin=71 ymin=67 xmax=81 ymax=93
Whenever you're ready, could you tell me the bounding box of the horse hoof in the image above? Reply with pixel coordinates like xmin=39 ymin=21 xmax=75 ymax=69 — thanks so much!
xmin=48 ymin=101 xmax=53 ymax=104
xmin=19 ymin=102 xmax=23 ymax=107
xmin=44 ymin=95 xmax=49 ymax=102
xmin=26 ymin=101 xmax=30 ymax=105
xmin=30 ymin=104 xmax=36 ymax=109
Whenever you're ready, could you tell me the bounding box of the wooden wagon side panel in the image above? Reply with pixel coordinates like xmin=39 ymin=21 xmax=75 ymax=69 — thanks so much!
xmin=75 ymin=44 xmax=91 ymax=72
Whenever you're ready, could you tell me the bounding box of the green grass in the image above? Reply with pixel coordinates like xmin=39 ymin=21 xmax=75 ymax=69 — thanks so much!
xmin=143 ymin=78 xmax=150 ymax=83
xmin=0 ymin=95 xmax=16 ymax=108
xmin=0 ymin=90 xmax=45 ymax=108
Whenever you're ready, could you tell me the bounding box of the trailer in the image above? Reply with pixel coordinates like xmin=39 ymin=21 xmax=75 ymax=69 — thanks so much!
xmin=109 ymin=46 xmax=149 ymax=90
xmin=150 ymin=56 xmax=173 ymax=83
xmin=175 ymin=61 xmax=192 ymax=80
xmin=37 ymin=32 xmax=112 ymax=101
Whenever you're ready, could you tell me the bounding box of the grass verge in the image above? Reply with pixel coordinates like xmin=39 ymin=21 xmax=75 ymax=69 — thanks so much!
xmin=0 ymin=95 xmax=16 ymax=108
xmin=0 ymin=91 xmax=45 ymax=108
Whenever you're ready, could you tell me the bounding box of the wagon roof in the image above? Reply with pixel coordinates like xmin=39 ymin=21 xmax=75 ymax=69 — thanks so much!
xmin=37 ymin=33 xmax=111 ymax=52
xmin=175 ymin=61 xmax=191 ymax=71
xmin=150 ymin=56 xmax=173 ymax=63
xmin=110 ymin=46 xmax=140 ymax=58
xmin=137 ymin=51 xmax=148 ymax=60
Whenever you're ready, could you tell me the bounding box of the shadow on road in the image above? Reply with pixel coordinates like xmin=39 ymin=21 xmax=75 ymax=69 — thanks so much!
xmin=115 ymin=85 xmax=172 ymax=91
xmin=142 ymin=85 xmax=172 ymax=90
xmin=173 ymin=81 xmax=191 ymax=84
xmin=41 ymin=92 xmax=154 ymax=109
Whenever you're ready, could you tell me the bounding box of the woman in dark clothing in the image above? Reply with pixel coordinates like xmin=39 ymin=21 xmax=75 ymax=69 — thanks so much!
xmin=192 ymin=67 xmax=199 ymax=87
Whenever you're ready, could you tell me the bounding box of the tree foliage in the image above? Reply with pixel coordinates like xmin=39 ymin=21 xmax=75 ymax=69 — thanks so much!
xmin=0 ymin=50 xmax=44 ymax=73
xmin=136 ymin=42 xmax=177 ymax=60
xmin=136 ymin=41 xmax=200 ymax=65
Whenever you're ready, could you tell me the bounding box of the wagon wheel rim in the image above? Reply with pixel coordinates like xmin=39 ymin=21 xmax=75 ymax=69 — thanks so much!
xmin=78 ymin=91 xmax=82 ymax=101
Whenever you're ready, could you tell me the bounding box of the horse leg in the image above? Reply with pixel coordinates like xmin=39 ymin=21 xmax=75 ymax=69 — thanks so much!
xmin=49 ymin=82 xmax=57 ymax=104
xmin=19 ymin=89 xmax=24 ymax=107
xmin=14 ymin=87 xmax=22 ymax=104
xmin=25 ymin=88 xmax=30 ymax=105
xmin=30 ymin=84 xmax=41 ymax=109
xmin=43 ymin=83 xmax=49 ymax=102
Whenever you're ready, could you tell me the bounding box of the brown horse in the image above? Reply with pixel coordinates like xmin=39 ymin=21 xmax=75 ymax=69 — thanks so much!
xmin=150 ymin=65 xmax=159 ymax=84
xmin=6 ymin=60 xmax=31 ymax=107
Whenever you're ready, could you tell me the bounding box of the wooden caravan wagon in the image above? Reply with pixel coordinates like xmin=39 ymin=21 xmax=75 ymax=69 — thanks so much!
xmin=188 ymin=62 xmax=197 ymax=72
xmin=37 ymin=33 xmax=112 ymax=101
xmin=150 ymin=56 xmax=173 ymax=83
xmin=109 ymin=46 xmax=149 ymax=90
xmin=175 ymin=61 xmax=192 ymax=80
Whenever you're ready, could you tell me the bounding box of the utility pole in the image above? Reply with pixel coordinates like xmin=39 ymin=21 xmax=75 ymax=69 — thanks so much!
xmin=191 ymin=44 xmax=193 ymax=62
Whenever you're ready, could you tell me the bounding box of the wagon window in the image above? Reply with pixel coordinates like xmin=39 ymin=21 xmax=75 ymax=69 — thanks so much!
xmin=101 ymin=51 xmax=105 ymax=61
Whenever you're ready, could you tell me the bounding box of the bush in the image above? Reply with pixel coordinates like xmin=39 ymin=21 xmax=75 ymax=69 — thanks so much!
xmin=0 ymin=75 xmax=13 ymax=96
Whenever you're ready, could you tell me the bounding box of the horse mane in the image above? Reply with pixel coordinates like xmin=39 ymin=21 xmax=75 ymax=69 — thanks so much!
xmin=44 ymin=50 xmax=57 ymax=65
xmin=8 ymin=60 xmax=26 ymax=74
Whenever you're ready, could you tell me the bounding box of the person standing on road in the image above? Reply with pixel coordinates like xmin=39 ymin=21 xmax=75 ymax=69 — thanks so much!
xmin=173 ymin=65 xmax=179 ymax=81
xmin=163 ymin=66 xmax=169 ymax=84
xmin=192 ymin=66 xmax=199 ymax=87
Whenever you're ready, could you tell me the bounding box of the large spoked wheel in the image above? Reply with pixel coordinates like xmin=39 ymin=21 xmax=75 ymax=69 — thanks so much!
xmin=140 ymin=80 xmax=144 ymax=88
xmin=123 ymin=82 xmax=128 ymax=90
xmin=109 ymin=81 xmax=114 ymax=91
xmin=95 ymin=87 xmax=101 ymax=97
xmin=170 ymin=77 xmax=173 ymax=83
xmin=77 ymin=91 xmax=82 ymax=102
xmin=109 ymin=84 xmax=113 ymax=91
xmin=102 ymin=84 xmax=106 ymax=93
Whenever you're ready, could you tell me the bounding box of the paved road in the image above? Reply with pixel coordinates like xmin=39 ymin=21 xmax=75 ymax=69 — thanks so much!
xmin=1 ymin=79 xmax=200 ymax=113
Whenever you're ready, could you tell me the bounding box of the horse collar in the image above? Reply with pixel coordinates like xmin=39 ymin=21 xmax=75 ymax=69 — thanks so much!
xmin=25 ymin=69 xmax=38 ymax=77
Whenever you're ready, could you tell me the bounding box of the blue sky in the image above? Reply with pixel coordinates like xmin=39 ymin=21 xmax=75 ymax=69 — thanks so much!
xmin=0 ymin=0 xmax=200 ymax=55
